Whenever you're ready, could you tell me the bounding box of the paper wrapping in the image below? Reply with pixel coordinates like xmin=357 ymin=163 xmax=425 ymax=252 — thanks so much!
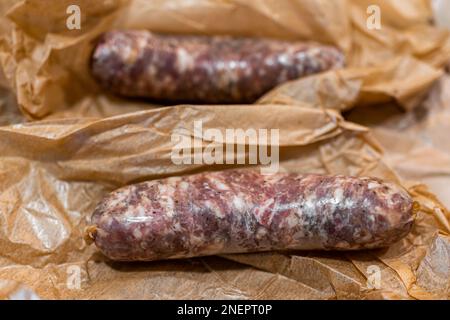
xmin=0 ymin=104 xmax=447 ymax=300
xmin=0 ymin=0 xmax=449 ymax=300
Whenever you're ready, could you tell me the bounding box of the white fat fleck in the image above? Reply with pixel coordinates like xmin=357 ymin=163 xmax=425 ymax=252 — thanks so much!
xmin=274 ymin=202 xmax=299 ymax=212
xmin=332 ymin=187 xmax=344 ymax=204
xmin=344 ymin=197 xmax=357 ymax=209
xmin=232 ymin=196 xmax=246 ymax=211
xmin=133 ymin=228 xmax=142 ymax=239
xmin=164 ymin=197 xmax=175 ymax=217
xmin=96 ymin=46 xmax=111 ymax=58
xmin=332 ymin=188 xmax=344 ymax=207
xmin=140 ymin=241 xmax=148 ymax=250
xmin=172 ymin=222 xmax=182 ymax=231
xmin=212 ymin=179 xmax=229 ymax=191
xmin=285 ymin=213 xmax=299 ymax=228
xmin=158 ymin=184 xmax=167 ymax=194
xmin=277 ymin=53 xmax=291 ymax=65
xmin=368 ymin=182 xmax=380 ymax=190
xmin=123 ymin=216 xmax=152 ymax=223
xmin=386 ymin=196 xmax=394 ymax=207
xmin=158 ymin=184 xmax=176 ymax=217
xmin=362 ymin=198 xmax=371 ymax=208
xmin=228 ymin=61 xmax=237 ymax=69
xmin=295 ymin=51 xmax=306 ymax=62
xmin=179 ymin=181 xmax=190 ymax=191
xmin=256 ymin=227 xmax=267 ymax=239
xmin=121 ymin=45 xmax=135 ymax=63
xmin=265 ymin=57 xmax=275 ymax=67
xmin=137 ymin=36 xmax=148 ymax=48
xmin=204 ymin=200 xmax=224 ymax=218
xmin=219 ymin=65 xmax=239 ymax=84
xmin=216 ymin=61 xmax=225 ymax=70
xmin=304 ymin=194 xmax=317 ymax=210
xmin=176 ymin=48 xmax=194 ymax=73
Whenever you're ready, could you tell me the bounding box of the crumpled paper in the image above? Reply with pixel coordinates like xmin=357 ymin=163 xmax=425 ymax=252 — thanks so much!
xmin=0 ymin=0 xmax=449 ymax=300
xmin=347 ymin=75 xmax=450 ymax=218
xmin=0 ymin=104 xmax=448 ymax=299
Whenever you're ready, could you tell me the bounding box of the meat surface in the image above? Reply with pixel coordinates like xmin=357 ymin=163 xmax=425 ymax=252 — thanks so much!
xmin=91 ymin=30 xmax=345 ymax=103
xmin=89 ymin=170 xmax=415 ymax=261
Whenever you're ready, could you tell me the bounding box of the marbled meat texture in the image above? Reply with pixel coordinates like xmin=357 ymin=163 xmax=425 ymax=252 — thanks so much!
xmin=91 ymin=30 xmax=345 ymax=103
xmin=90 ymin=170 xmax=414 ymax=261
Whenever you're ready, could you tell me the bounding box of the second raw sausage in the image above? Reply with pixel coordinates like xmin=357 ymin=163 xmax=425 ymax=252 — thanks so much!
xmin=91 ymin=30 xmax=345 ymax=103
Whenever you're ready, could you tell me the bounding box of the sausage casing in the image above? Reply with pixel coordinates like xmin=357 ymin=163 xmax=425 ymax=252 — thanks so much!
xmin=89 ymin=170 xmax=414 ymax=261
xmin=90 ymin=30 xmax=345 ymax=103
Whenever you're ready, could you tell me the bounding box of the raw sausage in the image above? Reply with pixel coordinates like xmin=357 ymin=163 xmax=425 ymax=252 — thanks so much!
xmin=89 ymin=170 xmax=415 ymax=261
xmin=88 ymin=169 xmax=415 ymax=261
xmin=90 ymin=30 xmax=345 ymax=103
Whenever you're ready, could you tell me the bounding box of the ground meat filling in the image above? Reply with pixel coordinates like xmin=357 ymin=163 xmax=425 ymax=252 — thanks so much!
xmin=91 ymin=30 xmax=345 ymax=103
xmin=91 ymin=170 xmax=414 ymax=261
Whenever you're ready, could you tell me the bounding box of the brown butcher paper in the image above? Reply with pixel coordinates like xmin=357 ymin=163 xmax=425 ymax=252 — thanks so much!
xmin=0 ymin=0 xmax=449 ymax=300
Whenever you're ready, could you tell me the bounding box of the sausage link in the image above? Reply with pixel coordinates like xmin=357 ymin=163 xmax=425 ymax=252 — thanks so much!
xmin=90 ymin=30 xmax=345 ymax=103
xmin=89 ymin=170 xmax=415 ymax=261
